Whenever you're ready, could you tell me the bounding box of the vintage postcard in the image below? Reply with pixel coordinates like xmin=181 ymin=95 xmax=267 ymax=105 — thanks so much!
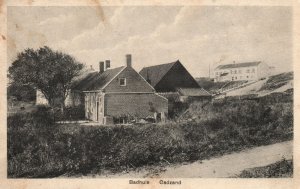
xmin=0 ymin=0 xmax=299 ymax=189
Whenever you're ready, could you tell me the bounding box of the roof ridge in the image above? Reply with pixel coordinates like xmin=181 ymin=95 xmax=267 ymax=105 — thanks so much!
xmin=216 ymin=61 xmax=262 ymax=69
xmin=139 ymin=61 xmax=180 ymax=87
xmin=140 ymin=60 xmax=178 ymax=70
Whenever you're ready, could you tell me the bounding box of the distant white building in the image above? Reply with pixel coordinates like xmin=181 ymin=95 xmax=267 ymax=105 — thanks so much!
xmin=213 ymin=61 xmax=271 ymax=82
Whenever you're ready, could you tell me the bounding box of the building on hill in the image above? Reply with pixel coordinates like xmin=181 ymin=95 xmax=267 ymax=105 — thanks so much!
xmin=36 ymin=54 xmax=168 ymax=124
xmin=139 ymin=60 xmax=211 ymax=102
xmin=213 ymin=61 xmax=271 ymax=82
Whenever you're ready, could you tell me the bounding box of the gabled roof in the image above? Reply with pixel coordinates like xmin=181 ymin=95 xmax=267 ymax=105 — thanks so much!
xmin=71 ymin=66 xmax=125 ymax=91
xmin=177 ymin=88 xmax=211 ymax=97
xmin=216 ymin=61 xmax=261 ymax=70
xmin=139 ymin=61 xmax=178 ymax=87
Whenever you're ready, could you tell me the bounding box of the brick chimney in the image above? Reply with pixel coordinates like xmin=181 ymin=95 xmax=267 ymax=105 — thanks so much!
xmin=126 ymin=54 xmax=132 ymax=67
xmin=99 ymin=61 xmax=105 ymax=74
xmin=105 ymin=60 xmax=110 ymax=69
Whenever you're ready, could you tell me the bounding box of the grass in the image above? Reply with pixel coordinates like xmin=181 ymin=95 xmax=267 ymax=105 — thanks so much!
xmin=7 ymin=98 xmax=293 ymax=178
xmin=259 ymin=72 xmax=293 ymax=91
xmin=237 ymin=159 xmax=293 ymax=178
xmin=7 ymin=101 xmax=37 ymax=115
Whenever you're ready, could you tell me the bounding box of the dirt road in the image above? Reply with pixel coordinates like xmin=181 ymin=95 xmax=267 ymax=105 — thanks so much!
xmin=79 ymin=140 xmax=292 ymax=178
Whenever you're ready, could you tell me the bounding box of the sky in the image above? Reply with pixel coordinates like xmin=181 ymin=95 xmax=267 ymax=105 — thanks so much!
xmin=7 ymin=6 xmax=292 ymax=77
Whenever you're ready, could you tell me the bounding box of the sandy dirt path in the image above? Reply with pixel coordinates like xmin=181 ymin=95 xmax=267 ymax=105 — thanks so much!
xmin=78 ymin=140 xmax=292 ymax=178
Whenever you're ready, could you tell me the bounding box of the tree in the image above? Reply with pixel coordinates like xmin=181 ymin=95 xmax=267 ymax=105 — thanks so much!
xmin=8 ymin=46 xmax=84 ymax=111
xmin=7 ymin=83 xmax=36 ymax=102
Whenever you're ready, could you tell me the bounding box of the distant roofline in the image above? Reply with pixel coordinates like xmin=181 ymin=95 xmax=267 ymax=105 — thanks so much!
xmin=216 ymin=61 xmax=262 ymax=70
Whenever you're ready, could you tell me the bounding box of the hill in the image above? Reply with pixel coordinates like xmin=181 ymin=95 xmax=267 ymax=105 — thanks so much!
xmin=198 ymin=72 xmax=293 ymax=98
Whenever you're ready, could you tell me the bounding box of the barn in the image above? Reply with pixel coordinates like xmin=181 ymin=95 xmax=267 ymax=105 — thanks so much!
xmin=139 ymin=60 xmax=211 ymax=102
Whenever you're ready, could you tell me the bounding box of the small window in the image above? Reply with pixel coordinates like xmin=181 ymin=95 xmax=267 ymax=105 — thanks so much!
xmin=119 ymin=78 xmax=126 ymax=86
xmin=252 ymin=68 xmax=255 ymax=73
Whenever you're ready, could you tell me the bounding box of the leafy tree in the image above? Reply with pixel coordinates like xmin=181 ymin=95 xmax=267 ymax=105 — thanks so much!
xmin=7 ymin=83 xmax=36 ymax=102
xmin=8 ymin=46 xmax=83 ymax=111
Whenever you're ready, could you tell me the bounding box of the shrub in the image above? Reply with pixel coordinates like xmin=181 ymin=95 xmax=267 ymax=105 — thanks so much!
xmin=54 ymin=105 xmax=85 ymax=121
xmin=7 ymin=100 xmax=293 ymax=178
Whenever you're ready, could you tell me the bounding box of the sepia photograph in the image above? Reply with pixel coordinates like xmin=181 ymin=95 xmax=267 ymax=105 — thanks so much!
xmin=2 ymin=0 xmax=297 ymax=187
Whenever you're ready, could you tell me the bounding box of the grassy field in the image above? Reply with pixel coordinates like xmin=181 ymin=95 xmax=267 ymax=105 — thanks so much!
xmin=7 ymin=96 xmax=293 ymax=178
xmin=237 ymin=159 xmax=293 ymax=178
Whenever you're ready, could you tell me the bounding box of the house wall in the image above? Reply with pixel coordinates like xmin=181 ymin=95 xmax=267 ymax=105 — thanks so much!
xmin=104 ymin=93 xmax=168 ymax=118
xmin=36 ymin=89 xmax=83 ymax=107
xmin=104 ymin=67 xmax=155 ymax=93
xmin=65 ymin=91 xmax=84 ymax=107
xmin=36 ymin=90 xmax=48 ymax=105
xmin=84 ymin=92 xmax=105 ymax=122
xmin=155 ymin=63 xmax=200 ymax=92
xmin=214 ymin=66 xmax=260 ymax=82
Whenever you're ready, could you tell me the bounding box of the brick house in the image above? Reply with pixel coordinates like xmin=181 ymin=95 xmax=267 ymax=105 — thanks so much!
xmin=139 ymin=60 xmax=211 ymax=102
xmin=36 ymin=55 xmax=168 ymax=124
xmin=83 ymin=55 xmax=168 ymax=124
xmin=214 ymin=61 xmax=271 ymax=82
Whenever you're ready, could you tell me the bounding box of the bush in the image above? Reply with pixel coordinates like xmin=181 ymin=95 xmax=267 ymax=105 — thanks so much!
xmin=7 ymin=100 xmax=293 ymax=178
xmin=53 ymin=105 xmax=85 ymax=121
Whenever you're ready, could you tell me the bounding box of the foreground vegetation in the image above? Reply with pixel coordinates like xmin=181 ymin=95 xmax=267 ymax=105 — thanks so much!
xmin=8 ymin=97 xmax=293 ymax=178
xmin=237 ymin=159 xmax=293 ymax=178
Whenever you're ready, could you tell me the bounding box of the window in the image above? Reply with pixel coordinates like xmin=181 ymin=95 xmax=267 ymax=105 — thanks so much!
xmin=252 ymin=68 xmax=255 ymax=73
xmin=239 ymin=69 xmax=242 ymax=74
xmin=246 ymin=69 xmax=250 ymax=73
xmin=234 ymin=70 xmax=237 ymax=74
xmin=119 ymin=78 xmax=126 ymax=86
